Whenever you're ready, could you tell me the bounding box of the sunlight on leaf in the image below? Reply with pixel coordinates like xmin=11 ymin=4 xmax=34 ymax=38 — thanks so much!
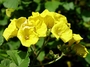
xmin=10 ymin=63 xmax=17 ymax=67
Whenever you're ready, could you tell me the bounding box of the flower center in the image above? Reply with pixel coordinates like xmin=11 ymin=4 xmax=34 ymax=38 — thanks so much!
xmin=25 ymin=35 xmax=29 ymax=40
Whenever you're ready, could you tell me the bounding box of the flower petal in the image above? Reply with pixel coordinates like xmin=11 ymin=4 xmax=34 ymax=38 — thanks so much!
xmin=3 ymin=19 xmax=18 ymax=41
xmin=17 ymin=23 xmax=39 ymax=47
xmin=16 ymin=17 xmax=27 ymax=28
xmin=51 ymin=22 xmax=72 ymax=42
xmin=41 ymin=9 xmax=55 ymax=28
xmin=69 ymin=34 xmax=83 ymax=46
xmin=60 ymin=29 xmax=72 ymax=43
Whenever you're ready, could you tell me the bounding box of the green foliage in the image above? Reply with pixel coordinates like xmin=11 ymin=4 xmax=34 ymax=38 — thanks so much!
xmin=3 ymin=0 xmax=19 ymax=9
xmin=62 ymin=2 xmax=74 ymax=10
xmin=0 ymin=64 xmax=7 ymax=67
xmin=6 ymin=50 xmax=30 ymax=67
xmin=45 ymin=1 xmax=60 ymax=11
xmin=85 ymin=50 xmax=90 ymax=64
xmin=6 ymin=40 xmax=20 ymax=50
xmin=37 ymin=51 xmax=45 ymax=61
xmin=36 ymin=37 xmax=44 ymax=48
xmin=0 ymin=30 xmax=4 ymax=46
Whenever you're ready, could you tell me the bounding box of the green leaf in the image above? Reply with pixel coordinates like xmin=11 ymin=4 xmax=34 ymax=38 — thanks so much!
xmin=1 ymin=59 xmax=11 ymax=67
xmin=3 ymin=0 xmax=18 ymax=9
xmin=17 ymin=57 xmax=30 ymax=67
xmin=6 ymin=50 xmax=19 ymax=66
xmin=63 ymin=2 xmax=74 ymax=10
xmin=0 ymin=64 xmax=7 ymax=67
xmin=34 ymin=0 xmax=40 ymax=3
xmin=36 ymin=37 xmax=44 ymax=48
xmin=76 ymin=7 xmax=81 ymax=14
xmin=0 ymin=49 xmax=8 ymax=60
xmin=0 ymin=16 xmax=8 ymax=26
xmin=7 ymin=40 xmax=20 ymax=50
xmin=0 ymin=34 xmax=4 ymax=46
xmin=35 ymin=3 xmax=40 ymax=11
xmin=85 ymin=49 xmax=90 ymax=64
xmin=37 ymin=51 xmax=45 ymax=61
xmin=0 ymin=0 xmax=5 ymax=4
xmin=73 ymin=44 xmax=89 ymax=58
xmin=0 ymin=30 xmax=4 ymax=46
xmin=10 ymin=63 xmax=17 ymax=67
xmin=82 ymin=10 xmax=90 ymax=22
xmin=45 ymin=1 xmax=60 ymax=11
xmin=82 ymin=16 xmax=90 ymax=22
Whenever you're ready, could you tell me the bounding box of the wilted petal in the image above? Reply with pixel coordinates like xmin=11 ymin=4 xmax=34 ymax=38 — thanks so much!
xmin=73 ymin=44 xmax=89 ymax=58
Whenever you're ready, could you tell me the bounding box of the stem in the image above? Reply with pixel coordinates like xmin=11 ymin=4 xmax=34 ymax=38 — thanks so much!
xmin=30 ymin=37 xmax=50 ymax=67
xmin=33 ymin=52 xmax=65 ymax=66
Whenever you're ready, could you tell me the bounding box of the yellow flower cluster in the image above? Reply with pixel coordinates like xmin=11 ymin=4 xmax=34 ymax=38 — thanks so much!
xmin=3 ymin=9 xmax=83 ymax=47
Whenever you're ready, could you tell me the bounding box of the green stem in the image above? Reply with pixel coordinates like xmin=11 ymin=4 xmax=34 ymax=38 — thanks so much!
xmin=33 ymin=52 xmax=65 ymax=66
xmin=30 ymin=37 xmax=50 ymax=67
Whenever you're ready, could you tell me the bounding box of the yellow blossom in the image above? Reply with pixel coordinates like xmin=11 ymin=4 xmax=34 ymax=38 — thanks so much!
xmin=40 ymin=9 xmax=55 ymax=28
xmin=28 ymin=13 xmax=47 ymax=37
xmin=17 ymin=21 xmax=39 ymax=47
xmin=53 ymin=13 xmax=67 ymax=24
xmin=60 ymin=29 xmax=72 ymax=43
xmin=69 ymin=34 xmax=83 ymax=46
xmin=51 ymin=22 xmax=72 ymax=43
xmin=16 ymin=17 xmax=27 ymax=28
xmin=3 ymin=19 xmax=18 ymax=41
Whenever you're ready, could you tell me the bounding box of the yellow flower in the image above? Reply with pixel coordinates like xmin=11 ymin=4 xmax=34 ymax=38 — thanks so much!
xmin=32 ymin=12 xmax=40 ymax=17
xmin=17 ymin=21 xmax=39 ymax=47
xmin=16 ymin=17 xmax=27 ymax=28
xmin=3 ymin=19 xmax=18 ymax=41
xmin=53 ymin=12 xmax=71 ymax=28
xmin=69 ymin=34 xmax=83 ymax=46
xmin=41 ymin=9 xmax=55 ymax=28
xmin=60 ymin=29 xmax=72 ymax=43
xmin=28 ymin=13 xmax=47 ymax=37
xmin=53 ymin=13 xmax=67 ymax=24
xmin=33 ymin=20 xmax=47 ymax=37
xmin=51 ymin=22 xmax=72 ymax=43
